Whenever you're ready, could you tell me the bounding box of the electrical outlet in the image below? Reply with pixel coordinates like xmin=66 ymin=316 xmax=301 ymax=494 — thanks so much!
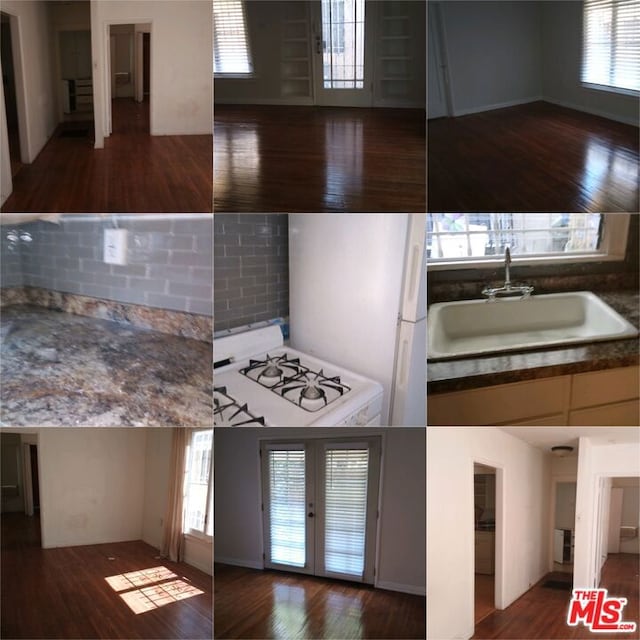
xmin=104 ymin=229 xmax=127 ymax=265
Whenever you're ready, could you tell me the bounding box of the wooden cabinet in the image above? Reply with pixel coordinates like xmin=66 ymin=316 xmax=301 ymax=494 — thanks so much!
xmin=428 ymin=366 xmax=639 ymax=426
xmin=475 ymin=530 xmax=495 ymax=574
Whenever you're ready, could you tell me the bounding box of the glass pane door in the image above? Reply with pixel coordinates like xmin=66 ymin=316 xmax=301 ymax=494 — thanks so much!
xmin=263 ymin=444 xmax=314 ymax=574
xmin=313 ymin=0 xmax=373 ymax=106
xmin=324 ymin=447 xmax=369 ymax=576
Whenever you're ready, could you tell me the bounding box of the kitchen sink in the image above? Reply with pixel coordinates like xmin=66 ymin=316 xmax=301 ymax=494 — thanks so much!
xmin=428 ymin=291 xmax=638 ymax=360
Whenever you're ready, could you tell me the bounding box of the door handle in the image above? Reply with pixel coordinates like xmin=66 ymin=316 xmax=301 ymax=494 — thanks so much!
xmin=308 ymin=512 xmax=315 ymax=518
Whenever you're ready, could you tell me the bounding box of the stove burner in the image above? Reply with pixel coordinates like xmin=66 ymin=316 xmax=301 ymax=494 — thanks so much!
xmin=214 ymin=386 xmax=265 ymax=426
xmin=239 ymin=353 xmax=352 ymax=412
xmin=240 ymin=354 xmax=303 ymax=387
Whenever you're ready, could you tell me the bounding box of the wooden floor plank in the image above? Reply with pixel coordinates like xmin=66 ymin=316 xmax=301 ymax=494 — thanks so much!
xmin=1 ymin=99 xmax=213 ymax=213
xmin=473 ymin=555 xmax=639 ymax=639
xmin=214 ymin=105 xmax=426 ymax=213
xmin=214 ymin=563 xmax=425 ymax=639
xmin=1 ymin=513 xmax=213 ymax=640
xmin=428 ymin=102 xmax=639 ymax=213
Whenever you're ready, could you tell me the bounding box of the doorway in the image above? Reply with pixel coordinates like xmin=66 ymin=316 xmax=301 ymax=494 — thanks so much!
xmin=553 ymin=482 xmax=576 ymax=574
xmin=0 ymin=433 xmax=42 ymax=549
xmin=1 ymin=12 xmax=23 ymax=176
xmin=311 ymin=0 xmax=374 ymax=107
xmin=108 ymin=23 xmax=150 ymax=135
xmin=474 ymin=463 xmax=498 ymax=625
xmin=261 ymin=437 xmax=380 ymax=583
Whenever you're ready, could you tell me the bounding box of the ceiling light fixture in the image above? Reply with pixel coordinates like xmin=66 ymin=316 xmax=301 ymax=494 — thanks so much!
xmin=551 ymin=445 xmax=574 ymax=457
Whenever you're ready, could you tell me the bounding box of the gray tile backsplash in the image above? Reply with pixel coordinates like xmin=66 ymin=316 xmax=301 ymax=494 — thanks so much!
xmin=1 ymin=215 xmax=213 ymax=316
xmin=214 ymin=214 xmax=289 ymax=331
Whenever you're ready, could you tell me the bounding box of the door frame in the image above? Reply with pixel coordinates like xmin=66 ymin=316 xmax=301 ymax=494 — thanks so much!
xmin=472 ymin=458 xmax=505 ymax=616
xmin=1 ymin=11 xmax=29 ymax=164
xmin=310 ymin=0 xmax=375 ymax=107
xmin=260 ymin=436 xmax=382 ymax=585
xmin=427 ymin=1 xmax=453 ymax=118
xmin=97 ymin=19 xmax=153 ymax=140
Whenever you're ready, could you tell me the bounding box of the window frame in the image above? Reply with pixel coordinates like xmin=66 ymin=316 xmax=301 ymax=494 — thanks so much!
xmin=213 ymin=0 xmax=254 ymax=78
xmin=581 ymin=0 xmax=640 ymax=97
xmin=426 ymin=214 xmax=630 ymax=271
xmin=183 ymin=428 xmax=213 ymax=541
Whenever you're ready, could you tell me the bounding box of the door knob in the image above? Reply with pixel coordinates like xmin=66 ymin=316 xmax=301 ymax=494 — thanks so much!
xmin=308 ymin=512 xmax=315 ymax=518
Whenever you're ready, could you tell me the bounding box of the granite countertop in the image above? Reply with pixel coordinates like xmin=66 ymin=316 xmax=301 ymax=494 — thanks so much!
xmin=428 ymin=291 xmax=640 ymax=394
xmin=1 ymin=306 xmax=213 ymax=426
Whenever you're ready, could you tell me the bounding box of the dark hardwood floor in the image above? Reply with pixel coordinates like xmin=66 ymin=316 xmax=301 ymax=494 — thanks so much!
xmin=1 ymin=99 xmax=213 ymax=213
xmin=473 ymin=555 xmax=640 ymax=639
xmin=214 ymin=563 xmax=426 ymax=639
xmin=214 ymin=105 xmax=426 ymax=213
xmin=1 ymin=526 xmax=213 ymax=640
xmin=428 ymin=101 xmax=639 ymax=213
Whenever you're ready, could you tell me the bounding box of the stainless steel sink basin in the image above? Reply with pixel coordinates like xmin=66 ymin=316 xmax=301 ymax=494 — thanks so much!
xmin=428 ymin=291 xmax=638 ymax=360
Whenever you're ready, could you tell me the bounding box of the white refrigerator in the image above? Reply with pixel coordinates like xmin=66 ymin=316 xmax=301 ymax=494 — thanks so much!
xmin=288 ymin=213 xmax=426 ymax=426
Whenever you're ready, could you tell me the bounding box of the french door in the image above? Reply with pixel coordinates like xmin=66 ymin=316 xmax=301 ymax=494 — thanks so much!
xmin=311 ymin=0 xmax=374 ymax=106
xmin=261 ymin=437 xmax=380 ymax=584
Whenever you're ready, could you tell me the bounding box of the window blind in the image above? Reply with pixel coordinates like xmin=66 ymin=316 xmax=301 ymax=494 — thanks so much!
xmin=582 ymin=0 xmax=640 ymax=93
xmin=214 ymin=0 xmax=252 ymax=75
xmin=269 ymin=449 xmax=306 ymax=567
xmin=324 ymin=448 xmax=369 ymax=576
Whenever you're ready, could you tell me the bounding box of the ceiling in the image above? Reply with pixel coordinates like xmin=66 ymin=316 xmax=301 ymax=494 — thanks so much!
xmin=498 ymin=426 xmax=640 ymax=452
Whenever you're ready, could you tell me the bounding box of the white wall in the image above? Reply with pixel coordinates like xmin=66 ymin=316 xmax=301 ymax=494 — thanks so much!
xmin=214 ymin=427 xmax=426 ymax=594
xmin=574 ymin=438 xmax=640 ymax=589
xmin=439 ymin=1 xmax=542 ymax=116
xmin=141 ymin=428 xmax=172 ymax=550
xmin=427 ymin=427 xmax=550 ymax=640
xmin=0 ymin=1 xmax=59 ymax=204
xmin=92 ymin=0 xmax=212 ymax=144
xmin=541 ymin=1 xmax=639 ymax=126
xmin=555 ymin=482 xmax=577 ymax=530
xmin=619 ymin=484 xmax=640 ymax=554
xmin=39 ymin=428 xmax=146 ymax=548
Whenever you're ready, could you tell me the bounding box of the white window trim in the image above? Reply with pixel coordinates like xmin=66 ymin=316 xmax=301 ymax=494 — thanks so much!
xmin=183 ymin=428 xmax=213 ymax=541
xmin=582 ymin=82 xmax=640 ymax=98
xmin=427 ymin=214 xmax=630 ymax=271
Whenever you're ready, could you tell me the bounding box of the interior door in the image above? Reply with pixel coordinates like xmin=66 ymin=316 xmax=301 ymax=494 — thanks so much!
xmin=262 ymin=438 xmax=380 ymax=583
xmin=311 ymin=0 xmax=374 ymax=106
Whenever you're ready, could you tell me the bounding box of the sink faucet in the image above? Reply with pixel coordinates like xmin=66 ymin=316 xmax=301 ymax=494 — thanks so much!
xmin=482 ymin=246 xmax=534 ymax=301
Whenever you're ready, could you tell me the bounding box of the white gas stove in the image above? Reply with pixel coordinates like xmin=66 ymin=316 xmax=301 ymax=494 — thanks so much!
xmin=214 ymin=325 xmax=384 ymax=426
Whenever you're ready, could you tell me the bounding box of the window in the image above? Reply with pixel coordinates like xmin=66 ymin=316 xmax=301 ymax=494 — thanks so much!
xmin=582 ymin=0 xmax=640 ymax=95
xmin=322 ymin=0 xmax=365 ymax=89
xmin=183 ymin=429 xmax=212 ymax=538
xmin=213 ymin=0 xmax=253 ymax=76
xmin=427 ymin=214 xmax=630 ymax=268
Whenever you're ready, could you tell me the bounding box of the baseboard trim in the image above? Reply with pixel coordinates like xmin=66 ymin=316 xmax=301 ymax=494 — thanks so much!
xmin=375 ymin=580 xmax=426 ymax=596
xmin=214 ymin=97 xmax=315 ymax=107
xmin=214 ymin=556 xmax=264 ymax=570
xmin=542 ymin=97 xmax=639 ymax=127
xmin=453 ymin=96 xmax=543 ymax=117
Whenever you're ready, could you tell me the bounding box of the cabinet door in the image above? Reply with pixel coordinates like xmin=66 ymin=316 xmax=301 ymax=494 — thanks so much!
xmin=569 ymin=399 xmax=640 ymax=426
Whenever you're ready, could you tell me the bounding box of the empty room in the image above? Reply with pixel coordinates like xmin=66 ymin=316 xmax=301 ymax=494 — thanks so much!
xmin=214 ymin=0 xmax=426 ymax=213
xmin=427 ymin=426 xmax=640 ymax=640
xmin=214 ymin=427 xmax=426 ymax=639
xmin=0 ymin=427 xmax=213 ymax=640
xmin=0 ymin=0 xmax=213 ymax=213
xmin=428 ymin=0 xmax=640 ymax=212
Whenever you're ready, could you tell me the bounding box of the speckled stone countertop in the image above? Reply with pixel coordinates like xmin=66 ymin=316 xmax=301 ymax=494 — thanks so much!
xmin=1 ymin=306 xmax=213 ymax=426
xmin=427 ymin=291 xmax=639 ymax=394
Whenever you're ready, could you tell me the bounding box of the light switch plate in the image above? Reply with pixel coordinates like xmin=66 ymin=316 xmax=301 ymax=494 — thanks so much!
xmin=104 ymin=229 xmax=128 ymax=265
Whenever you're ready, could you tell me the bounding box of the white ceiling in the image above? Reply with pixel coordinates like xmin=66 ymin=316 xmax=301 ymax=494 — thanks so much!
xmin=498 ymin=426 xmax=640 ymax=451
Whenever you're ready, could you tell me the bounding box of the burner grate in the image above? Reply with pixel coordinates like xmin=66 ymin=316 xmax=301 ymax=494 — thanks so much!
xmin=214 ymin=386 xmax=265 ymax=426
xmin=240 ymin=354 xmax=351 ymax=412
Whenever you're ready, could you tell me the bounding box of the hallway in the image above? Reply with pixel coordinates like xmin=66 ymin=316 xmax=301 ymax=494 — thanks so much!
xmin=473 ymin=554 xmax=639 ymax=639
